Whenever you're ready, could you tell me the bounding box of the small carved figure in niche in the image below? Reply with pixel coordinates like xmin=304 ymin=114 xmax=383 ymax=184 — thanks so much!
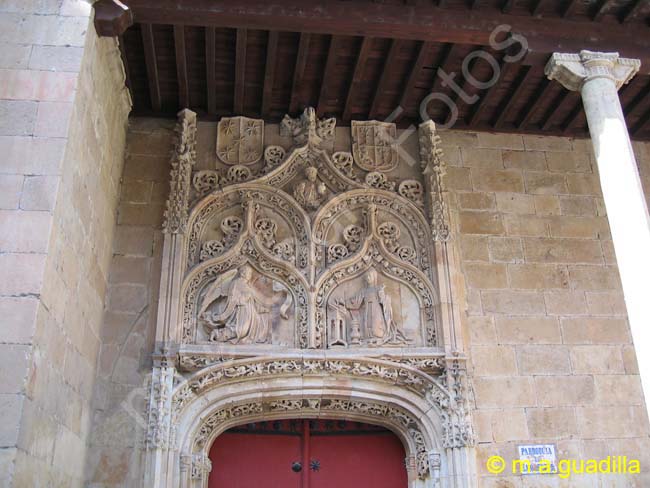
xmin=293 ymin=166 xmax=327 ymax=210
xmin=346 ymin=269 xmax=409 ymax=345
xmin=199 ymin=265 xmax=291 ymax=344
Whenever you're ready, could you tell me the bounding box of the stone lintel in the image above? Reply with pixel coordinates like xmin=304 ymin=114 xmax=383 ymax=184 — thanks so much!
xmin=544 ymin=50 xmax=640 ymax=92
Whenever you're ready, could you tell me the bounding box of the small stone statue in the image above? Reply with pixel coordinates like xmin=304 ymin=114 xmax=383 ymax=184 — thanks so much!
xmin=293 ymin=166 xmax=327 ymax=210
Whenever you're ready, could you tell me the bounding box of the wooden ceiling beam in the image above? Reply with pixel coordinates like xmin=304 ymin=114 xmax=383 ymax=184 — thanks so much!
xmin=395 ymin=41 xmax=431 ymax=121
xmin=289 ymin=33 xmax=311 ymax=114
xmin=121 ymin=0 xmax=650 ymax=70
xmin=621 ymin=0 xmax=645 ymax=24
xmin=561 ymin=99 xmax=584 ymax=132
xmin=173 ymin=25 xmax=189 ymax=108
xmin=624 ymin=81 xmax=650 ymax=117
xmin=141 ymin=23 xmax=162 ymax=111
xmin=494 ymin=65 xmax=533 ymax=129
xmin=468 ymin=60 xmax=510 ymax=126
xmin=517 ymin=78 xmax=552 ymax=129
xmin=563 ymin=0 xmax=580 ymax=18
xmin=206 ymin=27 xmax=216 ymax=114
xmin=540 ymin=89 xmax=570 ymax=131
xmin=234 ymin=28 xmax=248 ymax=114
xmin=317 ymin=35 xmax=341 ymax=116
xmin=369 ymin=39 xmax=402 ymax=120
xmin=593 ymin=0 xmax=614 ymax=22
xmin=531 ymin=0 xmax=545 ymax=16
xmin=342 ymin=36 xmax=373 ymax=122
xmin=501 ymin=0 xmax=515 ymax=14
xmin=261 ymin=31 xmax=279 ymax=118
xmin=632 ymin=107 xmax=650 ymax=136
xmin=443 ymin=47 xmax=483 ymax=125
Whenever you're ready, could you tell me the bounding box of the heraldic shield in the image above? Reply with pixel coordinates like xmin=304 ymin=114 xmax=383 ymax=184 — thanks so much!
xmin=216 ymin=116 xmax=264 ymax=165
xmin=351 ymin=120 xmax=399 ymax=173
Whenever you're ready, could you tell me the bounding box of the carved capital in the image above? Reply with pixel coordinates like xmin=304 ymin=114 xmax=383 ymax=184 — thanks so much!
xmin=545 ymin=50 xmax=640 ymax=92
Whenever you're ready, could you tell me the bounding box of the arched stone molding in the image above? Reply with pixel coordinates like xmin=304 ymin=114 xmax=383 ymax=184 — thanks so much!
xmin=142 ymin=355 xmax=475 ymax=488
xmin=185 ymin=184 xmax=312 ymax=271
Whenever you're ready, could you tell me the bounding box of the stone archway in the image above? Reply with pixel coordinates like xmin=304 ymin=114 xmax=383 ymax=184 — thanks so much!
xmin=142 ymin=355 xmax=475 ymax=488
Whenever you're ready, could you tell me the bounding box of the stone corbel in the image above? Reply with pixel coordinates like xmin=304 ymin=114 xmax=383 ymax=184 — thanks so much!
xmin=545 ymin=50 xmax=640 ymax=92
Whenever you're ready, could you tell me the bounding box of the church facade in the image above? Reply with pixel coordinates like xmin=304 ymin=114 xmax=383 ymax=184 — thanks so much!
xmin=1 ymin=1 xmax=650 ymax=487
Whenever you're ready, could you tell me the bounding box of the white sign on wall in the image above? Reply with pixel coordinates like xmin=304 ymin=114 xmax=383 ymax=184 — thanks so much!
xmin=517 ymin=444 xmax=558 ymax=475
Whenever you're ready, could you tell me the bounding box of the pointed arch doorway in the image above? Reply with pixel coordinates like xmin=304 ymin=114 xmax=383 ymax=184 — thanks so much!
xmin=208 ymin=419 xmax=408 ymax=488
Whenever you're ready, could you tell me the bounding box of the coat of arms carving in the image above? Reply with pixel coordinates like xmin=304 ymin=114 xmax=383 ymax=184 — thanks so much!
xmin=216 ymin=116 xmax=264 ymax=165
xmin=351 ymin=120 xmax=399 ymax=172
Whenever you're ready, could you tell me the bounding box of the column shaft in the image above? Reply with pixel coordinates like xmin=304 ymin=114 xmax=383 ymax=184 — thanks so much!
xmin=582 ymin=76 xmax=650 ymax=406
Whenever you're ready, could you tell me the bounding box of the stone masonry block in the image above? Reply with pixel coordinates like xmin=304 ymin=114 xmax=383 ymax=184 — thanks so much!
xmin=0 ymin=100 xmax=37 ymax=136
xmin=481 ymin=290 xmax=546 ymax=315
xmin=471 ymin=169 xmax=524 ymax=193
xmin=496 ymin=317 xmax=562 ymax=344
xmin=570 ymin=345 xmax=625 ymax=375
xmin=516 ymin=345 xmax=571 ymax=375
xmin=473 ymin=377 xmax=536 ymax=408
xmin=561 ymin=318 xmax=631 ymax=344
xmin=502 ymin=150 xmax=547 ymax=170
xmin=524 ymin=171 xmax=567 ymax=195
xmin=459 ymin=211 xmax=505 ymax=235
xmin=0 ymin=253 xmax=46 ymax=296
xmin=471 ymin=345 xmax=517 ymax=376
xmin=523 ymin=238 xmax=603 ymax=264
xmin=20 ymin=175 xmax=59 ymax=211
xmin=508 ymin=264 xmax=569 ymax=289
xmin=463 ymin=263 xmax=508 ymax=289
xmin=526 ymin=407 xmax=578 ymax=439
xmin=0 ymin=210 xmax=52 ymax=253
xmin=0 ymin=174 xmax=23 ymax=209
xmin=488 ymin=237 xmax=524 ymax=263
xmin=534 ymin=376 xmax=595 ymax=406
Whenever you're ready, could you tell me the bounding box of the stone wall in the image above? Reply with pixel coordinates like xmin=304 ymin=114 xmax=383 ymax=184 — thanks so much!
xmin=440 ymin=131 xmax=650 ymax=486
xmin=87 ymin=118 xmax=174 ymax=486
xmin=89 ymin=117 xmax=650 ymax=486
xmin=0 ymin=2 xmax=131 ymax=486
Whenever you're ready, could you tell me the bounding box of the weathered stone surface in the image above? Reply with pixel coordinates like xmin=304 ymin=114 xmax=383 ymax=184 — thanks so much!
xmin=495 ymin=317 xmax=562 ymax=344
xmin=526 ymin=407 xmax=578 ymax=439
xmin=516 ymin=346 xmax=571 ymax=375
xmin=534 ymin=376 xmax=595 ymax=406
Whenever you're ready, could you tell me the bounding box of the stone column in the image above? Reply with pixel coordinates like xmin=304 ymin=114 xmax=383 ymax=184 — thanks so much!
xmin=545 ymin=51 xmax=650 ymax=408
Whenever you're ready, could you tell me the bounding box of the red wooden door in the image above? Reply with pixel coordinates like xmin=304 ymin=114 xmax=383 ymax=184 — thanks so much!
xmin=208 ymin=420 xmax=407 ymax=488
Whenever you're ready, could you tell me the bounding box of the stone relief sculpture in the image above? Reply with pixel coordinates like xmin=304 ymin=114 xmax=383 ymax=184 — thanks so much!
xmin=328 ymin=268 xmax=411 ymax=347
xmin=198 ymin=265 xmax=292 ymax=344
xmin=351 ymin=120 xmax=399 ymax=172
xmin=293 ymin=166 xmax=328 ymax=210
xmin=216 ymin=116 xmax=264 ymax=165
xmin=150 ymin=108 xmax=475 ymax=488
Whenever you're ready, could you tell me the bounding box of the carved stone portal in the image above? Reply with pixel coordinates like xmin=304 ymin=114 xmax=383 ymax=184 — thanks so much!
xmin=148 ymin=108 xmax=474 ymax=488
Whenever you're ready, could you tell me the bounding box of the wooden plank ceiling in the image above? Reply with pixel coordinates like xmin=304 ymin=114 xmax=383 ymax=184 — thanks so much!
xmin=112 ymin=0 xmax=650 ymax=140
